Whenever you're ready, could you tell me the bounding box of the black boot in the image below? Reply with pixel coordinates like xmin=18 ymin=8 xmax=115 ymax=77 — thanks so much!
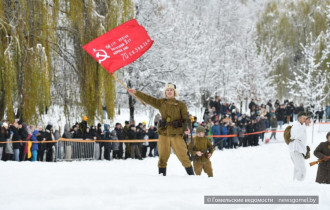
xmin=159 ymin=168 xmax=166 ymax=176
xmin=185 ymin=166 xmax=195 ymax=175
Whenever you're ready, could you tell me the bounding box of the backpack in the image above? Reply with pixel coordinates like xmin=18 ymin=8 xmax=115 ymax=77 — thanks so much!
xmin=284 ymin=125 xmax=292 ymax=145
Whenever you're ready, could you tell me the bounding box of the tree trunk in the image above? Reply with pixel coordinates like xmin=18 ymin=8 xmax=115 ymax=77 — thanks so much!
xmin=127 ymin=80 xmax=135 ymax=123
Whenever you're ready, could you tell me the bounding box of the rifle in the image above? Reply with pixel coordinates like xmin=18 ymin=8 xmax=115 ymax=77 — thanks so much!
xmin=309 ymin=156 xmax=330 ymax=167
xmin=183 ymin=112 xmax=193 ymax=160
xmin=190 ymin=140 xmax=222 ymax=161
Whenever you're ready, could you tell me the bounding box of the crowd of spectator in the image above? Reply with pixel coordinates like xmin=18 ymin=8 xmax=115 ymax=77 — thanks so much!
xmin=0 ymin=97 xmax=328 ymax=162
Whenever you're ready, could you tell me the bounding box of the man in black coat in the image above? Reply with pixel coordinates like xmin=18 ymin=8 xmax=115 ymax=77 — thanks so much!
xmin=136 ymin=124 xmax=146 ymax=158
xmin=148 ymin=125 xmax=158 ymax=157
xmin=10 ymin=122 xmax=21 ymax=161
xmin=214 ymin=96 xmax=221 ymax=115
xmin=128 ymin=125 xmax=142 ymax=159
xmin=115 ymin=123 xmax=124 ymax=159
xmin=44 ymin=124 xmax=55 ymax=162
xmin=275 ymin=105 xmax=286 ymax=129
xmin=18 ymin=122 xmax=29 ymax=161
xmin=245 ymin=120 xmax=253 ymax=146
xmin=209 ymin=97 xmax=216 ymax=109
xmin=285 ymin=103 xmax=294 ymax=123
xmin=37 ymin=126 xmax=46 ymax=161
xmin=123 ymin=121 xmax=131 ymax=159
xmin=249 ymin=99 xmax=257 ymax=115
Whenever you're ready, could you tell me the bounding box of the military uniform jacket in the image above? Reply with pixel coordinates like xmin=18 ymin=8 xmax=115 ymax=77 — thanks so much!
xmin=188 ymin=136 xmax=214 ymax=163
xmin=135 ymin=90 xmax=188 ymax=136
xmin=314 ymin=141 xmax=330 ymax=168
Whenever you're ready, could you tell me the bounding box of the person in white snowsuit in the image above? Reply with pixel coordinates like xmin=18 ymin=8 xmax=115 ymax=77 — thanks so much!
xmin=289 ymin=111 xmax=308 ymax=181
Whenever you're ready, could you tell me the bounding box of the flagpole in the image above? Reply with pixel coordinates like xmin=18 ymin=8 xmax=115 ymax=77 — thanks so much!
xmin=112 ymin=74 xmax=146 ymax=106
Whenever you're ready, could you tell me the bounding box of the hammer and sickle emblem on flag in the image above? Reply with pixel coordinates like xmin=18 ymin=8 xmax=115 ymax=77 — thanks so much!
xmin=93 ymin=49 xmax=110 ymax=64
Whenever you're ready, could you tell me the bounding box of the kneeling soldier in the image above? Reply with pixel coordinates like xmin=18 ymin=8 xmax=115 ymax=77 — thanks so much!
xmin=188 ymin=126 xmax=214 ymax=177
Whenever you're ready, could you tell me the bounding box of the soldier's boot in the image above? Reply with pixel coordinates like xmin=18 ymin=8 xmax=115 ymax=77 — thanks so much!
xmin=185 ymin=166 xmax=195 ymax=175
xmin=159 ymin=167 xmax=166 ymax=176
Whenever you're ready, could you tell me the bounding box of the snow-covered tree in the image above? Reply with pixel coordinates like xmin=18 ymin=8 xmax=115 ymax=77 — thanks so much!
xmin=289 ymin=33 xmax=330 ymax=115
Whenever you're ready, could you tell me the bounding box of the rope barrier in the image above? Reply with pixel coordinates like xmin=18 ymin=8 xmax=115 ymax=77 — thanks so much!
xmin=0 ymin=129 xmax=288 ymax=144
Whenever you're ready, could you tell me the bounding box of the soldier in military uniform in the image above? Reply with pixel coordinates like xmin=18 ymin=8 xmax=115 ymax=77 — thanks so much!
xmin=128 ymin=83 xmax=194 ymax=176
xmin=188 ymin=126 xmax=214 ymax=177
xmin=314 ymin=132 xmax=330 ymax=184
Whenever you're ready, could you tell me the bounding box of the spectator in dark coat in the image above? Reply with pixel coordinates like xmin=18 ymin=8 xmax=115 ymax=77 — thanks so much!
xmin=115 ymin=123 xmax=124 ymax=159
xmin=257 ymin=116 xmax=267 ymax=142
xmin=275 ymin=105 xmax=285 ymax=129
xmin=270 ymin=116 xmax=277 ymax=140
xmin=0 ymin=123 xmax=10 ymax=160
xmin=101 ymin=124 xmax=111 ymax=160
xmin=136 ymin=124 xmax=145 ymax=157
xmin=73 ymin=124 xmax=83 ymax=139
xmin=238 ymin=122 xmax=246 ymax=147
xmin=111 ymin=129 xmax=120 ymax=159
xmin=148 ymin=125 xmax=157 ymax=157
xmin=19 ymin=122 xmax=29 ymax=161
xmin=128 ymin=125 xmax=142 ymax=160
xmin=214 ymin=96 xmax=221 ymax=115
xmin=231 ymin=123 xmax=239 ymax=149
xmin=83 ymin=127 xmax=96 ymax=140
xmin=274 ymin=99 xmax=280 ymax=109
xmin=212 ymin=121 xmax=222 ymax=150
xmin=285 ymin=103 xmax=294 ymax=123
xmin=37 ymin=126 xmax=46 ymax=161
xmin=82 ymin=127 xmax=97 ymax=159
xmin=267 ymin=100 xmax=273 ymax=109
xmin=209 ymin=97 xmax=216 ymax=110
xmin=80 ymin=116 xmax=88 ymax=134
xmin=252 ymin=120 xmax=259 ymax=146
xmin=10 ymin=122 xmax=21 ymax=161
xmin=44 ymin=124 xmax=55 ymax=162
xmin=227 ymin=123 xmax=233 ymax=149
xmin=123 ymin=121 xmax=131 ymax=159
xmin=249 ymin=99 xmax=257 ymax=115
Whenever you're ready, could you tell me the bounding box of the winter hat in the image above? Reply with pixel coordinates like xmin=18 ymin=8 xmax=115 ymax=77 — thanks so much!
xmin=46 ymin=124 xmax=52 ymax=131
xmin=196 ymin=126 xmax=206 ymax=134
xmin=3 ymin=122 xmax=8 ymax=128
xmin=83 ymin=116 xmax=88 ymax=121
xmin=163 ymin=83 xmax=178 ymax=98
xmin=129 ymin=125 xmax=135 ymax=129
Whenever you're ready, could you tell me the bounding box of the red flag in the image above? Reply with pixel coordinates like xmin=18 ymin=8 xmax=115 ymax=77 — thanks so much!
xmin=82 ymin=19 xmax=153 ymax=74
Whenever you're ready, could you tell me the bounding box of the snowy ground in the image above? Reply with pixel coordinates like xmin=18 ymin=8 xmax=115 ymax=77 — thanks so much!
xmin=0 ymin=124 xmax=329 ymax=210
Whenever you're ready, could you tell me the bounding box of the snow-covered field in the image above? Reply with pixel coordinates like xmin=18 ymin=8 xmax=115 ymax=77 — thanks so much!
xmin=0 ymin=124 xmax=329 ymax=210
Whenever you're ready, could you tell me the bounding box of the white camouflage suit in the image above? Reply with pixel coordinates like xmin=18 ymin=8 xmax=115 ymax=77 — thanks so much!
xmin=289 ymin=121 xmax=307 ymax=181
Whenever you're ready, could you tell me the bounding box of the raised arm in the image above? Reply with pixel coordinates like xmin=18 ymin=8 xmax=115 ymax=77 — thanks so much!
xmin=128 ymin=89 xmax=161 ymax=109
